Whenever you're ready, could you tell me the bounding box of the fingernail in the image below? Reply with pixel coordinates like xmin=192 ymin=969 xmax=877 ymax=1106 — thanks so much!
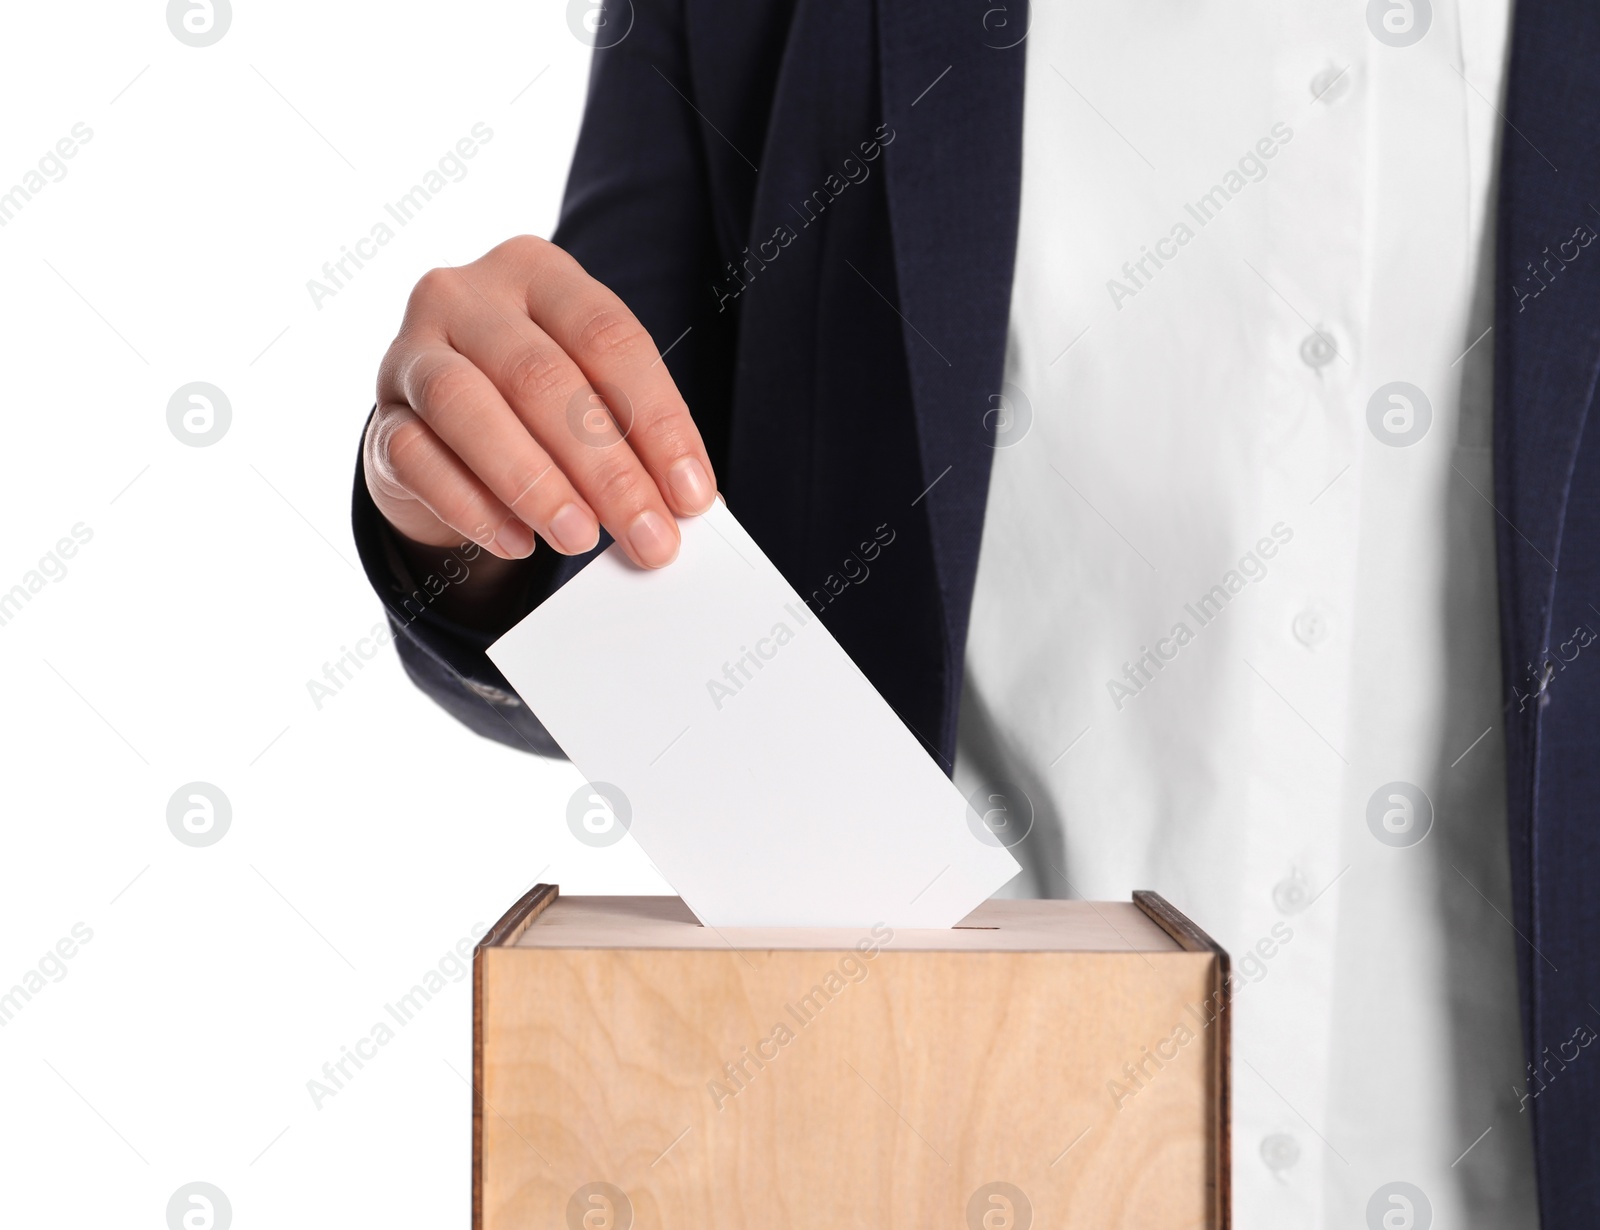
xmin=668 ymin=456 xmax=715 ymax=513
xmin=495 ymin=518 xmax=535 ymax=558
xmin=548 ymin=503 xmax=599 ymax=554
xmin=627 ymin=509 xmax=679 ymax=567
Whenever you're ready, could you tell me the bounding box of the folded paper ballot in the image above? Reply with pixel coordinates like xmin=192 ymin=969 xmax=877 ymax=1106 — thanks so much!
xmin=486 ymin=500 xmax=1021 ymax=928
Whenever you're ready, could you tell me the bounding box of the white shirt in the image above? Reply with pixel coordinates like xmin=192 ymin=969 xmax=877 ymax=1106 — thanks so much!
xmin=955 ymin=2 xmax=1539 ymax=1226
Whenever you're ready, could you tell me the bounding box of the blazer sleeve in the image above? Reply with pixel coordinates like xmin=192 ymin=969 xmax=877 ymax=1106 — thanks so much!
xmin=348 ymin=0 xmax=738 ymax=757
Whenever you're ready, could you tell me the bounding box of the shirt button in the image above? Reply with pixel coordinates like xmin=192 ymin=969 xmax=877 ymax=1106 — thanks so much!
xmin=1261 ymin=1132 xmax=1301 ymax=1175
xmin=1310 ymin=64 xmax=1350 ymax=104
xmin=1273 ymin=868 xmax=1312 ymax=914
xmin=1299 ymin=331 xmax=1338 ymax=369
xmin=1292 ymin=608 xmax=1329 ymax=647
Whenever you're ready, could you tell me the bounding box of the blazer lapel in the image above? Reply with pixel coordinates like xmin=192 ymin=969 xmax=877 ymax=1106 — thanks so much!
xmin=876 ymin=0 xmax=1028 ymax=749
xmin=1496 ymin=2 xmax=1600 ymax=1219
xmin=1496 ymin=11 xmax=1600 ymax=717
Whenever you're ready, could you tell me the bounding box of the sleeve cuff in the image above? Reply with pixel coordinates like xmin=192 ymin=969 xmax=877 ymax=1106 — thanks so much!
xmin=349 ymin=406 xmax=578 ymax=757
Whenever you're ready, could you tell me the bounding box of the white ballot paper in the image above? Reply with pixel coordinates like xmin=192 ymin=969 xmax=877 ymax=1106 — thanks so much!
xmin=487 ymin=500 xmax=1021 ymax=928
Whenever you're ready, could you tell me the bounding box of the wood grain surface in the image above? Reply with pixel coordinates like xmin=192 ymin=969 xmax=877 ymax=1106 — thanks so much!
xmin=476 ymin=891 xmax=1227 ymax=1229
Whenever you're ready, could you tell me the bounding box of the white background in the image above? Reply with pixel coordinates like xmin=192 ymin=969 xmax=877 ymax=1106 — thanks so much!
xmin=0 ymin=3 xmax=669 ymax=1224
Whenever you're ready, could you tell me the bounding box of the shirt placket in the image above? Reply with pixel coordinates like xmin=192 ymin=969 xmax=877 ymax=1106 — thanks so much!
xmin=1231 ymin=11 xmax=1371 ymax=1225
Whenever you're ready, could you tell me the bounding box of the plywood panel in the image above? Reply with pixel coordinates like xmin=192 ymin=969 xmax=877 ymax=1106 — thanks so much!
xmin=479 ymin=938 xmax=1223 ymax=1228
xmin=511 ymin=895 xmax=1182 ymax=953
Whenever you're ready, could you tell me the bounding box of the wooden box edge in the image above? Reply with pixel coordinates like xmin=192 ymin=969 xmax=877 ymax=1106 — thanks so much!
xmin=474 ymin=883 xmax=559 ymax=1230
xmin=1134 ymin=890 xmax=1232 ymax=1230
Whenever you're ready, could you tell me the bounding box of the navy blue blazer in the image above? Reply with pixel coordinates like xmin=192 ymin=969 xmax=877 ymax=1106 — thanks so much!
xmin=353 ymin=2 xmax=1599 ymax=1220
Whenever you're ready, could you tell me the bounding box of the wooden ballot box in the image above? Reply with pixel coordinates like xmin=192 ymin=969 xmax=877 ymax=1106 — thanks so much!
xmin=473 ymin=885 xmax=1230 ymax=1229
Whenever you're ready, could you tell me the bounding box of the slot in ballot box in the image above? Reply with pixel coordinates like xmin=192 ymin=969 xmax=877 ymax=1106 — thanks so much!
xmin=473 ymin=885 xmax=1230 ymax=1229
